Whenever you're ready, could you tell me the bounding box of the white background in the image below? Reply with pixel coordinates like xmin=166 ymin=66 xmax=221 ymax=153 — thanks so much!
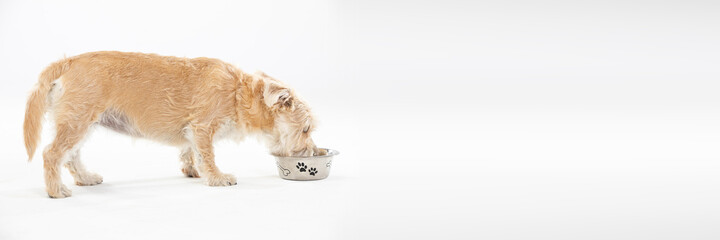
xmin=1 ymin=0 xmax=719 ymax=239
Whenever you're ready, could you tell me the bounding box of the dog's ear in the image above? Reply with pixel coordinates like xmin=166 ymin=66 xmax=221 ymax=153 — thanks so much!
xmin=255 ymin=70 xmax=272 ymax=79
xmin=262 ymin=80 xmax=293 ymax=109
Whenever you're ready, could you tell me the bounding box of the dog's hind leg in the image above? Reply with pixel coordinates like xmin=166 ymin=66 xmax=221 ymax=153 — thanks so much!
xmin=64 ymin=149 xmax=103 ymax=186
xmin=179 ymin=146 xmax=200 ymax=178
xmin=43 ymin=121 xmax=93 ymax=198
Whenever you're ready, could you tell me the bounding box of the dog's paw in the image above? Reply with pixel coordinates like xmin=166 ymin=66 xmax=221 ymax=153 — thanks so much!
xmin=206 ymin=173 xmax=237 ymax=186
xmin=48 ymin=184 xmax=72 ymax=198
xmin=296 ymin=162 xmax=307 ymax=172
xmin=75 ymin=173 xmax=104 ymax=186
xmin=309 ymin=167 xmax=318 ymax=176
xmin=182 ymin=166 xmax=201 ymax=178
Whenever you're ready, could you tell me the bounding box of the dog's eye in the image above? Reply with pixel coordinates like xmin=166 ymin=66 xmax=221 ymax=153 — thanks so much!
xmin=302 ymin=126 xmax=309 ymax=133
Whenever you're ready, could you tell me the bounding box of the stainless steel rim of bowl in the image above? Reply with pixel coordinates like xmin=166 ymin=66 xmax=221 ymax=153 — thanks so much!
xmin=273 ymin=148 xmax=339 ymax=159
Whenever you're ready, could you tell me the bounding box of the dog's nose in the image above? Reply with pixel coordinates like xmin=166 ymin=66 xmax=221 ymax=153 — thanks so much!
xmin=291 ymin=148 xmax=312 ymax=157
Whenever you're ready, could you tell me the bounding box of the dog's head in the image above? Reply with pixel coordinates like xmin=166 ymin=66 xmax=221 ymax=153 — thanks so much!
xmin=254 ymin=71 xmax=319 ymax=157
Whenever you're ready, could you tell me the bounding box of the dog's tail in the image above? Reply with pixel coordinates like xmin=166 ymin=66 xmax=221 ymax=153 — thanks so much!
xmin=24 ymin=58 xmax=72 ymax=161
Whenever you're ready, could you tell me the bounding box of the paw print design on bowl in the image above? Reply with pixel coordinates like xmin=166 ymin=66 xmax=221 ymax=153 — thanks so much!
xmin=296 ymin=162 xmax=307 ymax=172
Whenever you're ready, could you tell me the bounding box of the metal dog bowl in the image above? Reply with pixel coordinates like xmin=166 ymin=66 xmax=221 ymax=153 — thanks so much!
xmin=274 ymin=148 xmax=338 ymax=180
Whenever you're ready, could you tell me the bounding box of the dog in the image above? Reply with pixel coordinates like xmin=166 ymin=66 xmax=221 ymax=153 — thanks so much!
xmin=23 ymin=51 xmax=321 ymax=198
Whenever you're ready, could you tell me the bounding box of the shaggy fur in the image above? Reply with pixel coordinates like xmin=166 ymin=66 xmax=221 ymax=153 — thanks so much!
xmin=23 ymin=51 xmax=320 ymax=198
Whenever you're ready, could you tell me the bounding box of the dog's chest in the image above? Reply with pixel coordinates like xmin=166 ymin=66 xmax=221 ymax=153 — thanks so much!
xmin=213 ymin=120 xmax=246 ymax=142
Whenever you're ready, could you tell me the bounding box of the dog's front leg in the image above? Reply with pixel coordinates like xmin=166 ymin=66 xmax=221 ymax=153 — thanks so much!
xmin=179 ymin=147 xmax=201 ymax=178
xmin=188 ymin=124 xmax=237 ymax=186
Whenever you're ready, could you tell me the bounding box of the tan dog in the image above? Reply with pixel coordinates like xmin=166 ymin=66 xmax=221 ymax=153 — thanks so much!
xmin=23 ymin=51 xmax=320 ymax=198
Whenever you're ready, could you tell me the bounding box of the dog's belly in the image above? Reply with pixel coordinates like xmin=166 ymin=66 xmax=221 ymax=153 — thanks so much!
xmin=97 ymin=109 xmax=144 ymax=137
xmin=95 ymin=109 xmax=190 ymax=146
